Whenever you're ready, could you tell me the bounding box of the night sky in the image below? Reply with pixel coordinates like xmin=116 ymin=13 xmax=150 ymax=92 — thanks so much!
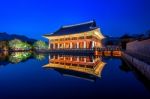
xmin=0 ymin=0 xmax=150 ymax=40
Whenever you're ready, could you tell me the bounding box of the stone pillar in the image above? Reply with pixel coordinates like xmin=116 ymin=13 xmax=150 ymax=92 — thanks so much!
xmin=84 ymin=57 xmax=86 ymax=62
xmin=49 ymin=55 xmax=51 ymax=60
xmin=77 ymin=56 xmax=79 ymax=62
xmin=84 ymin=41 xmax=86 ymax=49
xmin=49 ymin=43 xmax=51 ymax=49
xmin=64 ymin=43 xmax=66 ymax=49
xmin=49 ymin=40 xmax=51 ymax=49
xmin=77 ymin=42 xmax=79 ymax=49
xmin=64 ymin=56 xmax=65 ymax=60
xmin=53 ymin=55 xmax=55 ymax=59
xmin=99 ymin=41 xmax=102 ymax=47
xmin=58 ymin=54 xmax=60 ymax=59
xmin=70 ymin=42 xmax=72 ymax=49
xmin=70 ymin=57 xmax=72 ymax=61
xmin=92 ymin=41 xmax=95 ymax=48
xmin=92 ymin=56 xmax=95 ymax=63
xmin=49 ymin=55 xmax=51 ymax=63
xmin=58 ymin=43 xmax=60 ymax=49
xmin=60 ymin=43 xmax=62 ymax=49
xmin=53 ymin=43 xmax=55 ymax=49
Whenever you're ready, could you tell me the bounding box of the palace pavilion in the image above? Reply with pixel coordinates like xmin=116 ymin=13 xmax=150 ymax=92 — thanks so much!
xmin=43 ymin=20 xmax=105 ymax=50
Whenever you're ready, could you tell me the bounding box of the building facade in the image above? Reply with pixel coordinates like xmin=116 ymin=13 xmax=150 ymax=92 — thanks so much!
xmin=44 ymin=21 xmax=105 ymax=50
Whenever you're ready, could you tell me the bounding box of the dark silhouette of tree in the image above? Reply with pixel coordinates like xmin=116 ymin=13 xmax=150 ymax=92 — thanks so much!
xmin=120 ymin=33 xmax=134 ymax=50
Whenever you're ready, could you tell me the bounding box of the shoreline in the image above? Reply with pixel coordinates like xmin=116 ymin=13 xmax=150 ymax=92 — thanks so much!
xmin=122 ymin=52 xmax=150 ymax=80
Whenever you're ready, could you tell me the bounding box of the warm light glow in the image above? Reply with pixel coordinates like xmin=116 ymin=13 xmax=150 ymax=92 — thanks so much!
xmin=44 ymin=55 xmax=106 ymax=77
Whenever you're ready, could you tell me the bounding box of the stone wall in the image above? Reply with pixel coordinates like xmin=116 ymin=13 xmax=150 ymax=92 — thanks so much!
xmin=126 ymin=39 xmax=150 ymax=57
xmin=122 ymin=52 xmax=150 ymax=80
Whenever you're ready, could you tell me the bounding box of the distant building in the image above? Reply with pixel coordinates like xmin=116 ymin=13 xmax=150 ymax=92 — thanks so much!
xmin=43 ymin=20 xmax=105 ymax=50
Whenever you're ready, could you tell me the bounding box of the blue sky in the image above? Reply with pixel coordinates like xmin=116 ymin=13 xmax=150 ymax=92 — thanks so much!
xmin=0 ymin=0 xmax=150 ymax=40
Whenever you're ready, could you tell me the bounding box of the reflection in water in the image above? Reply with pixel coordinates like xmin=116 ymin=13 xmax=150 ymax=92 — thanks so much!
xmin=33 ymin=53 xmax=46 ymax=60
xmin=120 ymin=59 xmax=150 ymax=92
xmin=9 ymin=52 xmax=32 ymax=63
xmin=0 ymin=51 xmax=9 ymax=61
xmin=0 ymin=51 xmax=9 ymax=66
xmin=0 ymin=52 xmax=150 ymax=98
xmin=0 ymin=52 xmax=46 ymax=65
xmin=44 ymin=54 xmax=106 ymax=81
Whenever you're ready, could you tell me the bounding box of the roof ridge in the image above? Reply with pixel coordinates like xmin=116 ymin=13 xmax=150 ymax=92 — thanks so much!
xmin=62 ymin=20 xmax=95 ymax=28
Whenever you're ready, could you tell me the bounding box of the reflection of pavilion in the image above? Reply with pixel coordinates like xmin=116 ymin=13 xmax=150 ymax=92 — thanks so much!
xmin=44 ymin=54 xmax=106 ymax=80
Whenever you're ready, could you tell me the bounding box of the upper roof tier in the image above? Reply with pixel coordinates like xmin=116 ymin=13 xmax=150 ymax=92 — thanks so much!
xmin=44 ymin=20 xmax=99 ymax=36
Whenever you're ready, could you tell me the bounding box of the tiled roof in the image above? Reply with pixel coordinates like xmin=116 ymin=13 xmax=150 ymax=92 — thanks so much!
xmin=44 ymin=20 xmax=98 ymax=36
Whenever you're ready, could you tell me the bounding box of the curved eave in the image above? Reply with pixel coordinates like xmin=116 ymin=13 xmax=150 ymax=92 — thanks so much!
xmin=43 ymin=27 xmax=99 ymax=37
xmin=43 ymin=28 xmax=105 ymax=40
xmin=43 ymin=61 xmax=106 ymax=77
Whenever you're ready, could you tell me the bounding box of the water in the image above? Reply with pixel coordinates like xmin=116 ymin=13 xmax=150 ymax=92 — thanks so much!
xmin=0 ymin=52 xmax=150 ymax=99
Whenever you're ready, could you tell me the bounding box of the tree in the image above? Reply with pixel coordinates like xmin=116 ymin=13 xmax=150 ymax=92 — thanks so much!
xmin=9 ymin=39 xmax=32 ymax=50
xmin=21 ymin=42 xmax=32 ymax=50
xmin=9 ymin=39 xmax=23 ymax=50
xmin=33 ymin=40 xmax=48 ymax=50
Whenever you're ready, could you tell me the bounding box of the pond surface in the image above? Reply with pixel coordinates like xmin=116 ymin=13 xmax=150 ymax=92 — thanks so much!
xmin=0 ymin=52 xmax=150 ymax=99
